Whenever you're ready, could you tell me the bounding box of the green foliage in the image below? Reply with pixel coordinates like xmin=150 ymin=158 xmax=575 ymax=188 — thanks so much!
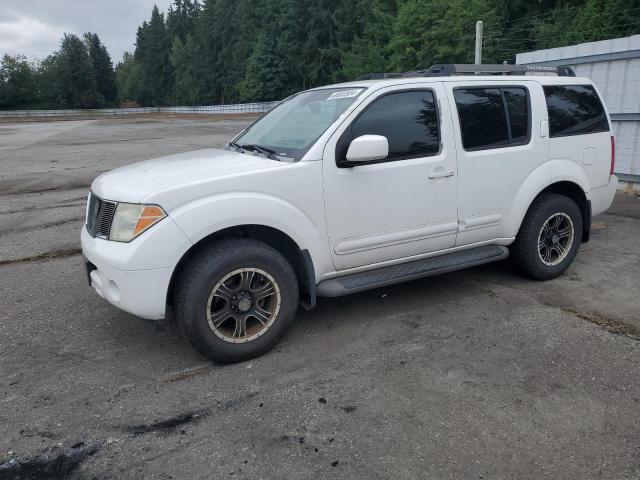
xmin=2 ymin=0 xmax=639 ymax=109
xmin=84 ymin=33 xmax=118 ymax=106
xmin=239 ymin=32 xmax=291 ymax=102
xmin=135 ymin=6 xmax=174 ymax=105
xmin=390 ymin=0 xmax=500 ymax=70
xmin=49 ymin=33 xmax=99 ymax=108
xmin=170 ymin=35 xmax=203 ymax=104
xmin=338 ymin=0 xmax=398 ymax=80
xmin=0 ymin=55 xmax=37 ymax=108
xmin=115 ymin=52 xmax=143 ymax=103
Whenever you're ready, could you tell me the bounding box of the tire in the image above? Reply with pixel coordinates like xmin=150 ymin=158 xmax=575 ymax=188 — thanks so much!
xmin=174 ymin=237 xmax=299 ymax=363
xmin=511 ymin=193 xmax=583 ymax=280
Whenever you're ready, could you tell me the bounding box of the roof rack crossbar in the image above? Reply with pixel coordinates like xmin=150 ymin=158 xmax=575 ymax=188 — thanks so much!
xmin=355 ymin=63 xmax=576 ymax=81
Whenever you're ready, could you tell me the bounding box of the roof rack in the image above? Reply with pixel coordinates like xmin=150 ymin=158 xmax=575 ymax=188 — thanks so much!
xmin=355 ymin=63 xmax=576 ymax=80
xmin=355 ymin=72 xmax=405 ymax=80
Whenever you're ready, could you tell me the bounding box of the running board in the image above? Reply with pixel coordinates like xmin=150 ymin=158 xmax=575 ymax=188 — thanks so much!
xmin=317 ymin=245 xmax=509 ymax=297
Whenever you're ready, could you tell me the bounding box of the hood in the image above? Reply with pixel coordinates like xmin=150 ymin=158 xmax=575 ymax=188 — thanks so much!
xmin=91 ymin=148 xmax=282 ymax=204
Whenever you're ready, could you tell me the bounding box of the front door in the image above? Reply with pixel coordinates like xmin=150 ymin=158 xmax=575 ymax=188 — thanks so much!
xmin=322 ymin=84 xmax=458 ymax=271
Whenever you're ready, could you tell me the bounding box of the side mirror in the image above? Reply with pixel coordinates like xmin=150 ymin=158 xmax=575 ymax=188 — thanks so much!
xmin=345 ymin=135 xmax=389 ymax=164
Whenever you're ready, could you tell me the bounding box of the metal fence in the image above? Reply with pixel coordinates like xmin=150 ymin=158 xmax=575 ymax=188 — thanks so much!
xmin=517 ymin=34 xmax=640 ymax=186
xmin=0 ymin=101 xmax=281 ymax=118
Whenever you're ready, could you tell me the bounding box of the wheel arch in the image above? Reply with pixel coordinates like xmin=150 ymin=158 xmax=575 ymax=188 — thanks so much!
xmin=517 ymin=181 xmax=591 ymax=242
xmin=167 ymin=224 xmax=317 ymax=310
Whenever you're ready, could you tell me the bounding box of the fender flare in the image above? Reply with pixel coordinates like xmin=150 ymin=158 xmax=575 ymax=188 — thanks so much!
xmin=504 ymin=159 xmax=590 ymax=238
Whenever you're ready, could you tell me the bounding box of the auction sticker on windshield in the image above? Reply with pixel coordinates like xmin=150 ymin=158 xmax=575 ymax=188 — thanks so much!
xmin=326 ymin=89 xmax=363 ymax=101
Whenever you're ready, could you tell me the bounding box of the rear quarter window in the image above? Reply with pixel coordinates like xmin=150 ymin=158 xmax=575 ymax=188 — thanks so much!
xmin=543 ymin=85 xmax=609 ymax=137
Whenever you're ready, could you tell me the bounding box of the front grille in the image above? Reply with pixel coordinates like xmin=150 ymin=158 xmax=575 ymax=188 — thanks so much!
xmin=86 ymin=193 xmax=117 ymax=238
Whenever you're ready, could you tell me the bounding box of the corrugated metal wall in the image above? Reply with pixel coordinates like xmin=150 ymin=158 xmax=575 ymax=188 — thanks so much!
xmin=516 ymin=35 xmax=640 ymax=183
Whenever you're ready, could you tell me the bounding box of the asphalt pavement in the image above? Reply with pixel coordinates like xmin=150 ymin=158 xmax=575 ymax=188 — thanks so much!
xmin=1 ymin=117 xmax=639 ymax=479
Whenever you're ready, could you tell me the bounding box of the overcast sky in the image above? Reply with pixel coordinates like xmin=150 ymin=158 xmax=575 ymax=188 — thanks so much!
xmin=0 ymin=0 xmax=174 ymax=64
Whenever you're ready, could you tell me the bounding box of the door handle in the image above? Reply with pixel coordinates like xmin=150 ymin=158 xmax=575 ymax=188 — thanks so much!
xmin=428 ymin=170 xmax=454 ymax=179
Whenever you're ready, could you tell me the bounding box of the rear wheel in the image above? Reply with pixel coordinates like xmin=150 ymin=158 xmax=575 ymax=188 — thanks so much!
xmin=174 ymin=238 xmax=299 ymax=363
xmin=512 ymin=193 xmax=583 ymax=280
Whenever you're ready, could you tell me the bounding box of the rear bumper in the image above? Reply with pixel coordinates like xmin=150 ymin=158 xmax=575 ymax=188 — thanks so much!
xmin=590 ymin=175 xmax=618 ymax=217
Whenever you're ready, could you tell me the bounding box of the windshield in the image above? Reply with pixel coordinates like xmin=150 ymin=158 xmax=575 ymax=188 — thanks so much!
xmin=233 ymin=87 xmax=366 ymax=160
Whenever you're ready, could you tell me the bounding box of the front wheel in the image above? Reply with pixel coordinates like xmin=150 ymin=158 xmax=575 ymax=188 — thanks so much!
xmin=511 ymin=193 xmax=583 ymax=280
xmin=174 ymin=238 xmax=299 ymax=363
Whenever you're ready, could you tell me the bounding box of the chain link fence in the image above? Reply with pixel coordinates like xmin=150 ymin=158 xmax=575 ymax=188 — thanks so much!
xmin=0 ymin=101 xmax=281 ymax=118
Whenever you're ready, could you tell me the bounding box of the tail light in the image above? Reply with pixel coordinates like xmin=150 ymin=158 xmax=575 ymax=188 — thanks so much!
xmin=610 ymin=135 xmax=616 ymax=175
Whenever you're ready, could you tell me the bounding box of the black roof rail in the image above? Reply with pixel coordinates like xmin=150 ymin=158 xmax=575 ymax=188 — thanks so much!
xmin=355 ymin=63 xmax=576 ymax=80
xmin=424 ymin=63 xmax=576 ymax=77
xmin=355 ymin=72 xmax=404 ymax=80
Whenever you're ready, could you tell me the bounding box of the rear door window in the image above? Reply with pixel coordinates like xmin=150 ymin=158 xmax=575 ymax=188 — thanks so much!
xmin=454 ymin=86 xmax=530 ymax=151
xmin=543 ymin=85 xmax=609 ymax=137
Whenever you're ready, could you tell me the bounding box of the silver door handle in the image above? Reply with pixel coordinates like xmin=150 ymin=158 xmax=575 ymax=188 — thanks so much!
xmin=428 ymin=170 xmax=454 ymax=179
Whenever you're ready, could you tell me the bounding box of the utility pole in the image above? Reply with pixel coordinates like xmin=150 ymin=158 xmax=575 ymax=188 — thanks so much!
xmin=475 ymin=20 xmax=483 ymax=64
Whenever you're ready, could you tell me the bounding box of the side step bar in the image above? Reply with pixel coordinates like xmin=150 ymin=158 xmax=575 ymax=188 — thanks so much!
xmin=317 ymin=245 xmax=509 ymax=297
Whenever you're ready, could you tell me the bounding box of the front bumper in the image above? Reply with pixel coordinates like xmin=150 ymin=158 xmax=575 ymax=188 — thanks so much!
xmin=80 ymin=216 xmax=192 ymax=320
xmin=82 ymin=252 xmax=173 ymax=320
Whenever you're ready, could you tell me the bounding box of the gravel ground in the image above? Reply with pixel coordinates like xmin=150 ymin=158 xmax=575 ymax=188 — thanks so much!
xmin=0 ymin=118 xmax=639 ymax=480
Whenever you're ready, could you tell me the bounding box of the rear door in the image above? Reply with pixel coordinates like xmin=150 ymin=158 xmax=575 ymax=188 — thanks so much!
xmin=445 ymin=80 xmax=548 ymax=246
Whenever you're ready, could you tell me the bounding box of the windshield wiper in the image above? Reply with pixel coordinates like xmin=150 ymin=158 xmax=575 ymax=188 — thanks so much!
xmin=227 ymin=141 xmax=243 ymax=152
xmin=239 ymin=144 xmax=280 ymax=161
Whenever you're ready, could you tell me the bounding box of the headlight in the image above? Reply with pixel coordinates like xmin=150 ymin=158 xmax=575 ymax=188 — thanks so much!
xmin=109 ymin=203 xmax=166 ymax=242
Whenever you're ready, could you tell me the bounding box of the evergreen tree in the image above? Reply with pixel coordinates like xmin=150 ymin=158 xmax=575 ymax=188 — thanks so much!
xmin=0 ymin=55 xmax=37 ymax=108
xmin=3 ymin=0 xmax=640 ymax=110
xmin=389 ymin=0 xmax=501 ymax=70
xmin=135 ymin=6 xmax=173 ymax=105
xmin=170 ymin=35 xmax=203 ymax=104
xmin=339 ymin=0 xmax=398 ymax=80
xmin=84 ymin=32 xmax=118 ymax=106
xmin=167 ymin=0 xmax=201 ymax=42
xmin=115 ymin=52 xmax=143 ymax=104
xmin=49 ymin=33 xmax=99 ymax=108
xmin=238 ymin=31 xmax=291 ymax=101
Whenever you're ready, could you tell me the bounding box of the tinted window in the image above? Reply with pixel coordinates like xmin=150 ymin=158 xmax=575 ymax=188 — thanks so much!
xmin=504 ymin=88 xmax=528 ymax=143
xmin=454 ymin=87 xmax=530 ymax=150
xmin=349 ymin=90 xmax=440 ymax=161
xmin=544 ymin=85 xmax=609 ymax=137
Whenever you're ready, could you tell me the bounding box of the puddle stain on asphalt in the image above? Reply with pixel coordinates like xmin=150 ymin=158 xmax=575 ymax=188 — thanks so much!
xmin=566 ymin=308 xmax=640 ymax=341
xmin=0 ymin=442 xmax=100 ymax=480
xmin=0 ymin=248 xmax=82 ymax=266
xmin=124 ymin=409 xmax=212 ymax=437
xmin=122 ymin=392 xmax=260 ymax=437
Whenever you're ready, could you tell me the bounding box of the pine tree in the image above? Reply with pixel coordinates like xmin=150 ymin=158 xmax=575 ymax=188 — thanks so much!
xmin=339 ymin=0 xmax=398 ymax=80
xmin=170 ymin=35 xmax=203 ymax=104
xmin=0 ymin=55 xmax=38 ymax=108
xmin=84 ymin=33 xmax=118 ymax=106
xmin=389 ymin=0 xmax=501 ymax=70
xmin=50 ymin=33 xmax=99 ymax=108
xmin=135 ymin=6 xmax=173 ymax=105
xmin=239 ymin=32 xmax=291 ymax=101
xmin=115 ymin=52 xmax=143 ymax=104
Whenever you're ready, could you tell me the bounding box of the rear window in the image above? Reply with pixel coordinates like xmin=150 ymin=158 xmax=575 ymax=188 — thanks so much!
xmin=543 ymin=85 xmax=609 ymax=137
xmin=454 ymin=86 xmax=530 ymax=151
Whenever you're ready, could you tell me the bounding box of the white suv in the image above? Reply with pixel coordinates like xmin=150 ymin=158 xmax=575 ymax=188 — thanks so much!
xmin=82 ymin=64 xmax=618 ymax=363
